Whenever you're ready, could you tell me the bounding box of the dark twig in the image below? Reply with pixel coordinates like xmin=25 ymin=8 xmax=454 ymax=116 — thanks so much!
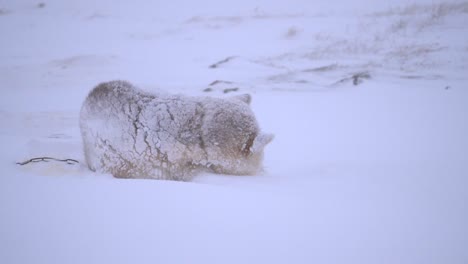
xmin=333 ymin=71 xmax=371 ymax=86
xmin=16 ymin=157 xmax=79 ymax=166
xmin=209 ymin=80 xmax=233 ymax=86
xmin=209 ymin=56 xmax=236 ymax=69
xmin=223 ymin=88 xmax=239 ymax=94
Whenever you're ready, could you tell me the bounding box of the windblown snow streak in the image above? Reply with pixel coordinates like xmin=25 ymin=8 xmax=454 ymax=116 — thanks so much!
xmin=79 ymin=80 xmax=273 ymax=180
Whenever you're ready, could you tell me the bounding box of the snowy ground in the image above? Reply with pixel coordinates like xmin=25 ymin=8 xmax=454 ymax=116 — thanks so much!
xmin=1 ymin=0 xmax=468 ymax=263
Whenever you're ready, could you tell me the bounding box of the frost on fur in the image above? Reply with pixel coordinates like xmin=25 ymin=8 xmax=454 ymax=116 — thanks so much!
xmin=79 ymin=80 xmax=273 ymax=181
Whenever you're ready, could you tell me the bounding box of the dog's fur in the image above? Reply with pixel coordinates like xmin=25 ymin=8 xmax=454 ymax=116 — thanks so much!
xmin=79 ymin=80 xmax=273 ymax=181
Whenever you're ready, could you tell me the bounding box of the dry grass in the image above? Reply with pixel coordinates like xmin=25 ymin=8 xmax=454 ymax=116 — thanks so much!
xmin=306 ymin=39 xmax=381 ymax=59
xmin=387 ymin=44 xmax=444 ymax=61
xmin=369 ymin=1 xmax=468 ymax=31
xmin=385 ymin=43 xmax=446 ymax=70
xmin=389 ymin=19 xmax=409 ymax=33
xmin=284 ymin=27 xmax=300 ymax=39
xmin=303 ymin=64 xmax=340 ymax=73
xmin=0 ymin=8 xmax=11 ymax=15
xmin=370 ymin=2 xmax=468 ymax=17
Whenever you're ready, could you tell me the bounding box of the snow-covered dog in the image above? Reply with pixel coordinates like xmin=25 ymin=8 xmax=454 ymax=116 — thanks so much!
xmin=79 ymin=80 xmax=273 ymax=181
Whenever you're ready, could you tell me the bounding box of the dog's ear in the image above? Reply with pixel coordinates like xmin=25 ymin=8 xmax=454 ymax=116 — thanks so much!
xmin=251 ymin=133 xmax=274 ymax=154
xmin=232 ymin=94 xmax=251 ymax=105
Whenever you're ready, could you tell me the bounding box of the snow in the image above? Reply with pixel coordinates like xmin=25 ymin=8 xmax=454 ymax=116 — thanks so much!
xmin=1 ymin=0 xmax=468 ymax=263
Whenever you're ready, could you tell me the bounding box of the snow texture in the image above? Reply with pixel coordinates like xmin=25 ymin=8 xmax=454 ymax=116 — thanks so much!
xmin=1 ymin=0 xmax=468 ymax=263
xmin=80 ymin=80 xmax=273 ymax=180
